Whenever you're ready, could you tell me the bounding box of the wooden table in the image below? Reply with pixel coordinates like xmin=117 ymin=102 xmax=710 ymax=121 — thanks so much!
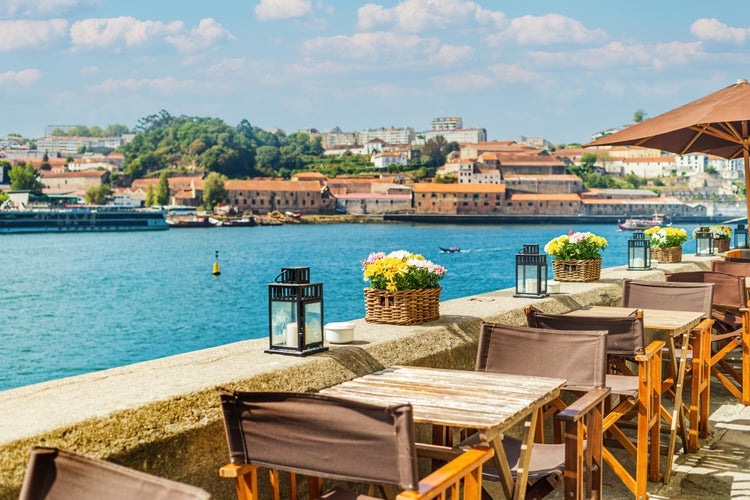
xmin=565 ymin=306 xmax=703 ymax=481
xmin=320 ymin=365 xmax=566 ymax=500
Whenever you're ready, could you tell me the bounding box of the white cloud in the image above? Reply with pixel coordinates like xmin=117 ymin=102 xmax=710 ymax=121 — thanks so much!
xmin=691 ymin=18 xmax=750 ymax=44
xmin=255 ymin=0 xmax=312 ymax=21
xmin=358 ymin=0 xmax=505 ymax=33
xmin=88 ymin=77 xmax=200 ymax=93
xmin=303 ymin=31 xmax=438 ymax=62
xmin=486 ymin=13 xmax=606 ymax=46
xmin=530 ymin=40 xmax=703 ymax=69
xmin=165 ymin=18 xmax=234 ymax=53
xmin=0 ymin=19 xmax=68 ymax=51
xmin=433 ymin=63 xmax=536 ymax=91
xmin=80 ymin=65 xmax=98 ymax=74
xmin=434 ymin=44 xmax=474 ymax=66
xmin=0 ymin=68 xmax=43 ymax=86
xmin=70 ymin=16 xmax=183 ymax=49
xmin=488 ymin=63 xmax=536 ymax=83
xmin=1 ymin=0 xmax=99 ymax=17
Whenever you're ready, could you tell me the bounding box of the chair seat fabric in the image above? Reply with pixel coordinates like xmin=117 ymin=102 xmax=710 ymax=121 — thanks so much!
xmin=606 ymin=374 xmax=639 ymax=399
xmin=317 ymin=487 xmax=379 ymax=500
xmin=458 ymin=433 xmax=565 ymax=481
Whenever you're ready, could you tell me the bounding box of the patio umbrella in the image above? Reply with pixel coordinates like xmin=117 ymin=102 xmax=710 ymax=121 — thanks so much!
xmin=585 ymin=78 xmax=750 ymax=222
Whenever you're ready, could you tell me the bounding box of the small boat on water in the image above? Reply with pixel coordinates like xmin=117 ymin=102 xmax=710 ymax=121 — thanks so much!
xmin=439 ymin=246 xmax=461 ymax=253
xmin=617 ymin=213 xmax=670 ymax=231
xmin=217 ymin=217 xmax=256 ymax=227
xmin=165 ymin=211 xmax=218 ymax=228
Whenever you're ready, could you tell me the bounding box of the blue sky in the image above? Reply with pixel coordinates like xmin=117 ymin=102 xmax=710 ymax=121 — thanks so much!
xmin=2 ymin=0 xmax=750 ymax=144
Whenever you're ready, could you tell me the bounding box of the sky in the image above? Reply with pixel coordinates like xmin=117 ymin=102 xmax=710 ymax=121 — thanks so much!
xmin=3 ymin=0 xmax=750 ymax=144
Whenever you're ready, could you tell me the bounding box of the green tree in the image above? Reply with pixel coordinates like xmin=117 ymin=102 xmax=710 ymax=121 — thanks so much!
xmin=9 ymin=164 xmax=43 ymax=193
xmin=145 ymin=184 xmax=155 ymax=206
xmin=155 ymin=172 xmax=170 ymax=205
xmin=422 ymin=136 xmax=449 ymax=167
xmin=256 ymin=145 xmax=281 ymax=170
xmin=633 ymin=109 xmax=646 ymax=123
xmin=202 ymin=172 xmax=228 ymax=210
xmin=85 ymin=184 xmax=113 ymax=204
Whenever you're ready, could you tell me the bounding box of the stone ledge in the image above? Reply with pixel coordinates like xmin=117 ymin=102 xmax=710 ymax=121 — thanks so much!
xmin=0 ymin=256 xmax=715 ymax=499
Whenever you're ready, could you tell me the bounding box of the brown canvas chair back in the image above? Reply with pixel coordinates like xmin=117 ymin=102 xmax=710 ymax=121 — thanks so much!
xmin=665 ymin=271 xmax=745 ymax=311
xmin=477 ymin=322 xmax=607 ymax=391
xmin=711 ymin=260 xmax=750 ymax=284
xmin=219 ymin=390 xmax=419 ymax=490
xmin=19 ymin=447 xmax=211 ymax=500
xmin=525 ymin=306 xmax=644 ymax=356
xmin=622 ymin=278 xmax=714 ymax=317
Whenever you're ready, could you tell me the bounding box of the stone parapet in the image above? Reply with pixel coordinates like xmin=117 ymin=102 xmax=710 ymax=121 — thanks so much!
xmin=0 ymin=257 xmax=715 ymax=499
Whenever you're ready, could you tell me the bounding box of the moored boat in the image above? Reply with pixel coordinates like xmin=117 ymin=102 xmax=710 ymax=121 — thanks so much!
xmin=617 ymin=213 xmax=669 ymax=231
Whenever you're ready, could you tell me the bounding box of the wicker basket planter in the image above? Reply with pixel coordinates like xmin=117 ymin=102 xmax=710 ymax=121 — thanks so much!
xmin=651 ymin=246 xmax=682 ymax=263
xmin=715 ymin=239 xmax=730 ymax=253
xmin=552 ymin=259 xmax=602 ymax=282
xmin=364 ymin=286 xmax=442 ymax=325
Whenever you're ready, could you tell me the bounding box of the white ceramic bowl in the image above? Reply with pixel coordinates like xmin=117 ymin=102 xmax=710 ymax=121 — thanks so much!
xmin=325 ymin=322 xmax=355 ymax=344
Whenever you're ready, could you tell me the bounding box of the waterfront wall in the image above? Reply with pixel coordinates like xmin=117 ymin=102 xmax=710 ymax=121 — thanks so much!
xmin=0 ymin=257 xmax=715 ymax=499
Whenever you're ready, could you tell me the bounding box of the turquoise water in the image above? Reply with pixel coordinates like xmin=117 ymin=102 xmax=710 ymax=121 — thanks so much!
xmin=1 ymin=222 xmax=680 ymax=391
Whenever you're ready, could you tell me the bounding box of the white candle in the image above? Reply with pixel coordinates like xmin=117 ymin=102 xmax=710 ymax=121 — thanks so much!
xmin=525 ymin=278 xmax=538 ymax=292
xmin=633 ymin=257 xmax=644 ymax=268
xmin=285 ymin=323 xmax=298 ymax=348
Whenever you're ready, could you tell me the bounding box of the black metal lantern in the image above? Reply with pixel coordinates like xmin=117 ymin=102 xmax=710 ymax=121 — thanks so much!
xmin=514 ymin=244 xmax=548 ymax=298
xmin=267 ymin=267 xmax=327 ymax=356
xmin=627 ymin=231 xmax=651 ymax=271
xmin=735 ymin=224 xmax=749 ymax=249
xmin=694 ymin=226 xmax=714 ymax=256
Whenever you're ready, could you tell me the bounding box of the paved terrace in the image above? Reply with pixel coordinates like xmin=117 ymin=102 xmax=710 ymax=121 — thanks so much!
xmin=1 ymin=255 xmax=748 ymax=499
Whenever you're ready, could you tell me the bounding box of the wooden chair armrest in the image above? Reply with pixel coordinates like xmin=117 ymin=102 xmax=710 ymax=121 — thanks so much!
xmin=395 ymin=446 xmax=494 ymax=500
xmin=557 ymin=387 xmax=611 ymax=423
xmin=690 ymin=318 xmax=714 ymax=335
xmin=634 ymin=340 xmax=665 ymax=362
xmin=219 ymin=463 xmax=257 ymax=478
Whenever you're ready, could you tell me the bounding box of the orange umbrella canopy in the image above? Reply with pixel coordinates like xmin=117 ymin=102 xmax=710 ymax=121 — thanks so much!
xmin=586 ymin=79 xmax=750 ymax=220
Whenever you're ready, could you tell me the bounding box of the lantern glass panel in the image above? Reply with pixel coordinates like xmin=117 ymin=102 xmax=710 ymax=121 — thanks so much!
xmin=304 ymin=300 xmax=323 ymax=344
xmin=627 ymin=232 xmax=650 ymax=270
xmin=695 ymin=228 xmax=713 ymax=256
xmin=271 ymin=300 xmax=297 ymax=349
xmin=735 ymin=225 xmax=749 ymax=249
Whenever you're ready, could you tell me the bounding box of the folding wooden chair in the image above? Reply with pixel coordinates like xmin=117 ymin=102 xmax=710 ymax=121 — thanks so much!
xmin=622 ymin=278 xmax=714 ymax=453
xmin=218 ymin=390 xmax=494 ymax=500
xmin=525 ymin=306 xmax=663 ymax=499
xmin=19 ymin=446 xmax=210 ymax=500
xmin=669 ymin=269 xmax=750 ymax=406
xmin=462 ymin=322 xmax=611 ymax=499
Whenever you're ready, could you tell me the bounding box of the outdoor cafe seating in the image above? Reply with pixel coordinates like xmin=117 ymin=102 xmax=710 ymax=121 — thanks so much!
xmin=460 ymin=322 xmax=611 ymax=500
xmin=217 ymin=389 xmax=494 ymax=500
xmin=621 ymin=278 xmax=715 ymax=453
xmin=666 ymin=270 xmax=750 ymax=406
xmin=18 ymin=446 xmax=211 ymax=500
xmin=525 ymin=306 xmax=663 ymax=499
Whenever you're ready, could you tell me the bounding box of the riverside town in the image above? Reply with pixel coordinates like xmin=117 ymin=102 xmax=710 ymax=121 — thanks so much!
xmin=0 ymin=114 xmax=746 ymax=227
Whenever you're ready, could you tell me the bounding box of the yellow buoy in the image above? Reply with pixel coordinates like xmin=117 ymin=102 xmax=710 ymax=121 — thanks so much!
xmin=213 ymin=250 xmax=221 ymax=276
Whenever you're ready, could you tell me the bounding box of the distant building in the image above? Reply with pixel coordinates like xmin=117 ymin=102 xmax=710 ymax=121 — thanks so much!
xmin=371 ymin=151 xmax=408 ymax=169
xmin=431 ymin=117 xmax=463 ymax=131
xmin=223 ymin=179 xmax=334 ymax=215
xmin=412 ymin=183 xmax=505 ymax=215
xmin=36 ymin=136 xmax=125 ymax=156
xmin=420 ymin=128 xmax=487 ymax=144
xmin=358 ymin=127 xmax=414 ymax=145
xmin=40 ymin=169 xmax=109 ymax=191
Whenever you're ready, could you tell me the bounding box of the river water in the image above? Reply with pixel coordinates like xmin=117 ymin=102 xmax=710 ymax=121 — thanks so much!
xmin=0 ymin=222 xmax=700 ymax=391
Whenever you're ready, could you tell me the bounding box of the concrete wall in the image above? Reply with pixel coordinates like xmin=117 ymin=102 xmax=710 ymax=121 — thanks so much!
xmin=0 ymin=257 xmax=715 ymax=499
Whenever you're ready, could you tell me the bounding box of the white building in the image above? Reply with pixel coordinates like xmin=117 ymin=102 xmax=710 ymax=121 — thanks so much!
xmin=36 ymin=136 xmax=125 ymax=156
xmin=358 ymin=127 xmax=414 ymax=145
xmin=437 ymin=159 xmax=501 ymax=184
xmin=431 ymin=117 xmax=463 ymax=131
xmin=419 ymin=128 xmax=487 ymax=145
xmin=371 ymin=151 xmax=408 ymax=169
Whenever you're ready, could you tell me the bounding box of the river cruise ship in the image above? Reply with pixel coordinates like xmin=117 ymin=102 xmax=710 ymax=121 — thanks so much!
xmin=0 ymin=192 xmax=168 ymax=234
